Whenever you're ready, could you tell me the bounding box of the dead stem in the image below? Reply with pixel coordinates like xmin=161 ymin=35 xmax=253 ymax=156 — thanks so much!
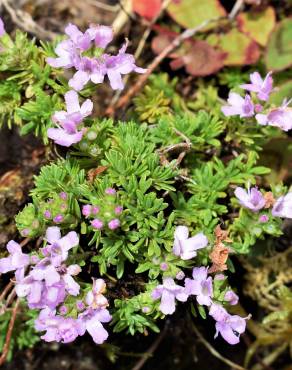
xmin=0 ymin=298 xmax=20 ymax=366
xmin=0 ymin=281 xmax=13 ymax=302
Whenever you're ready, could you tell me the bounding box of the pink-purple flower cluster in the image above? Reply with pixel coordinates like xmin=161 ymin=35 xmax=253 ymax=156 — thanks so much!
xmin=0 ymin=227 xmax=111 ymax=344
xmin=151 ymin=225 xmax=248 ymax=345
xmin=48 ymin=90 xmax=93 ymax=147
xmin=82 ymin=188 xmax=123 ymax=231
xmin=222 ymin=72 xmax=292 ymax=131
xmin=41 ymin=192 xmax=70 ymax=224
xmin=47 ymin=23 xmax=146 ymax=92
xmin=234 ymin=185 xmax=292 ymax=219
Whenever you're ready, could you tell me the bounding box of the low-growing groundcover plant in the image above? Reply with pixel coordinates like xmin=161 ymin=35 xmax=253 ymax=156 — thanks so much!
xmin=0 ymin=15 xmax=292 ymax=366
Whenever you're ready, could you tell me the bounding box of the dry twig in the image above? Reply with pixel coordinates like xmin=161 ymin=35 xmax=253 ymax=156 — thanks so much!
xmin=0 ymin=299 xmax=20 ymax=366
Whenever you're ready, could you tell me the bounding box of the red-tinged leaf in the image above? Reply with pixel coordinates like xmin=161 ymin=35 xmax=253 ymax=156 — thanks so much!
xmin=151 ymin=33 xmax=226 ymax=76
xmin=218 ymin=29 xmax=260 ymax=66
xmin=237 ymin=6 xmax=276 ymax=47
xmin=132 ymin=0 xmax=162 ymax=20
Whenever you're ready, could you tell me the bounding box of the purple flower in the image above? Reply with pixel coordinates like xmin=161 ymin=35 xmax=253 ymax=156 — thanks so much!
xmin=53 ymin=214 xmax=64 ymax=223
xmin=87 ymin=25 xmax=113 ymax=49
xmin=103 ymin=42 xmax=146 ymax=90
xmin=59 ymin=192 xmax=68 ymax=200
xmin=76 ymin=300 xmax=85 ymax=311
xmin=0 ymin=241 xmax=30 ymax=281
xmin=16 ymin=275 xmax=66 ymax=310
xmin=46 ymin=39 xmax=79 ymax=69
xmin=35 ymin=308 xmax=84 ymax=343
xmin=114 ymin=206 xmax=123 ymax=215
xmin=85 ymin=279 xmax=108 ymax=309
xmin=78 ymin=307 xmax=111 ymax=344
xmin=108 ymin=219 xmax=120 ymax=230
xmin=43 ymin=226 xmax=79 ymax=266
xmin=64 ymin=23 xmax=91 ymax=52
xmin=172 ymin=226 xmax=208 ymax=260
xmin=44 ymin=210 xmax=52 ymax=219
xmin=91 ymin=219 xmax=104 ymax=230
xmin=105 ymin=188 xmax=116 ymax=195
xmin=259 ymin=214 xmax=269 ymax=223
xmin=82 ymin=204 xmax=92 ymax=217
xmin=256 ymin=100 xmax=292 ymax=131
xmin=221 ymin=93 xmax=254 ymax=118
xmin=224 ymin=290 xmax=239 ymax=305
xmin=209 ymin=303 xmax=248 ymax=345
xmin=240 ymin=72 xmax=273 ymax=101
xmin=272 ymin=192 xmax=292 ymax=219
xmin=0 ymin=17 xmax=5 ymax=37
xmin=69 ymin=57 xmax=106 ymax=91
xmin=48 ymin=90 xmax=93 ymax=147
xmin=160 ymin=262 xmax=168 ymax=271
xmin=151 ymin=277 xmax=188 ymax=315
xmin=185 ymin=267 xmax=213 ymax=306
xmin=234 ymin=186 xmax=265 ymax=212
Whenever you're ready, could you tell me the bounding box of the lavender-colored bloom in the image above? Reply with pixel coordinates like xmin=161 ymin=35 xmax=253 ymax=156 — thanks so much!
xmin=256 ymin=100 xmax=292 ymax=131
xmin=272 ymin=192 xmax=292 ymax=219
xmin=46 ymin=39 xmax=79 ymax=69
xmin=160 ymin=262 xmax=168 ymax=271
xmin=172 ymin=226 xmax=208 ymax=260
xmin=105 ymin=188 xmax=116 ymax=195
xmin=185 ymin=267 xmax=213 ymax=306
xmin=91 ymin=219 xmax=104 ymax=230
xmin=259 ymin=214 xmax=269 ymax=223
xmin=176 ymin=271 xmax=185 ymax=280
xmin=44 ymin=210 xmax=51 ymax=219
xmin=234 ymin=186 xmax=265 ymax=212
xmin=151 ymin=277 xmax=188 ymax=315
xmin=35 ymin=308 xmax=84 ymax=343
xmin=0 ymin=241 xmax=30 ymax=281
xmin=82 ymin=204 xmax=92 ymax=217
xmin=221 ymin=93 xmax=254 ymax=118
xmin=64 ymin=23 xmax=91 ymax=52
xmin=76 ymin=300 xmax=85 ymax=311
xmin=78 ymin=307 xmax=111 ymax=344
xmin=0 ymin=17 xmax=5 ymax=37
xmin=59 ymin=305 xmax=68 ymax=315
xmin=92 ymin=206 xmax=100 ymax=215
xmin=87 ymin=25 xmax=113 ymax=49
xmin=69 ymin=57 xmax=106 ymax=91
xmin=240 ymin=72 xmax=273 ymax=101
xmin=209 ymin=304 xmax=248 ymax=345
xmin=48 ymin=90 xmax=93 ymax=147
xmin=44 ymin=226 xmax=79 ymax=266
xmin=59 ymin=192 xmax=68 ymax=200
xmin=103 ymin=43 xmax=146 ymax=90
xmin=108 ymin=219 xmax=120 ymax=230
xmin=114 ymin=206 xmax=123 ymax=215
xmin=224 ymin=290 xmax=239 ymax=305
xmin=53 ymin=214 xmax=64 ymax=223
xmin=142 ymin=306 xmax=150 ymax=313
xmin=86 ymin=279 xmax=108 ymax=309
